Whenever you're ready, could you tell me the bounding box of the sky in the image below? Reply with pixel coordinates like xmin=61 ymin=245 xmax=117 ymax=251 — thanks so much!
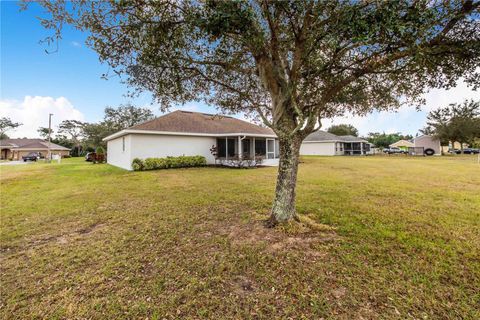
xmin=1 ymin=1 xmax=479 ymax=139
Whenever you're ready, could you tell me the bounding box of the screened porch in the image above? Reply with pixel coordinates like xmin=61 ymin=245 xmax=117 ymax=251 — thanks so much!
xmin=215 ymin=136 xmax=279 ymax=165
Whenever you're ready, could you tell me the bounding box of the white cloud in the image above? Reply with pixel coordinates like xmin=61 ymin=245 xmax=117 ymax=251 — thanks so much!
xmin=323 ymin=78 xmax=479 ymax=136
xmin=421 ymin=79 xmax=479 ymax=112
xmin=0 ymin=96 xmax=85 ymax=138
xmin=71 ymin=41 xmax=81 ymax=47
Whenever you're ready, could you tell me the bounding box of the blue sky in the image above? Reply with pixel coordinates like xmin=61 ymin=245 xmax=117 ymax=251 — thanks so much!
xmin=1 ymin=0 xmax=479 ymax=138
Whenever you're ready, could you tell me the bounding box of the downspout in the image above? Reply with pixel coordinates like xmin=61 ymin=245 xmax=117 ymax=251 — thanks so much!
xmin=239 ymin=135 xmax=246 ymax=160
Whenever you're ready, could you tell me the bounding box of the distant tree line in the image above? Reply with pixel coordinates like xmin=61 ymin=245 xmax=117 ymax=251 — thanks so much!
xmin=364 ymin=132 xmax=414 ymax=149
xmin=421 ymin=100 xmax=480 ymax=151
xmin=38 ymin=104 xmax=155 ymax=156
xmin=327 ymin=124 xmax=359 ymax=137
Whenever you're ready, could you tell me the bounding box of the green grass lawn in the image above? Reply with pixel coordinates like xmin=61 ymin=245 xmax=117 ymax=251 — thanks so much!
xmin=1 ymin=156 xmax=479 ymax=319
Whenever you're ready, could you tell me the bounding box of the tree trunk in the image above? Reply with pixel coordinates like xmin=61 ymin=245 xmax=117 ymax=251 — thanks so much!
xmin=266 ymin=135 xmax=302 ymax=227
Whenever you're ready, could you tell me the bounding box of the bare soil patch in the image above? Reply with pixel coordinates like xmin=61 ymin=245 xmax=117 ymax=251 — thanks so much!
xmin=221 ymin=218 xmax=339 ymax=257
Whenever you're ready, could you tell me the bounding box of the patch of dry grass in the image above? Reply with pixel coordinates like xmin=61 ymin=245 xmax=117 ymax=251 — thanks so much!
xmin=1 ymin=156 xmax=479 ymax=319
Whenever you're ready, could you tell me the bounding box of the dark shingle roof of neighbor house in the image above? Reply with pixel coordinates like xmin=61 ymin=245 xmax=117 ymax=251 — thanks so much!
xmin=129 ymin=110 xmax=275 ymax=135
xmin=304 ymin=131 xmax=368 ymax=143
xmin=0 ymin=138 xmax=70 ymax=150
xmin=303 ymin=130 xmax=339 ymax=142
xmin=337 ymin=135 xmax=368 ymax=143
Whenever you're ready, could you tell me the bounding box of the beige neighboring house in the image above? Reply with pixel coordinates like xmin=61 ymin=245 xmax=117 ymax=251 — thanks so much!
xmin=103 ymin=110 xmax=279 ymax=170
xmin=389 ymin=139 xmax=414 ymax=151
xmin=441 ymin=141 xmax=469 ymax=153
xmin=0 ymin=138 xmax=70 ymax=160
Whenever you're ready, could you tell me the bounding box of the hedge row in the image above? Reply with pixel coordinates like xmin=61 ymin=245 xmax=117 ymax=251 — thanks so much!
xmin=132 ymin=156 xmax=207 ymax=171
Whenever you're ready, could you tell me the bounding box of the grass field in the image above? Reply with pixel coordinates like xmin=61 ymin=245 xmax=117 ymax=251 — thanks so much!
xmin=1 ymin=156 xmax=479 ymax=319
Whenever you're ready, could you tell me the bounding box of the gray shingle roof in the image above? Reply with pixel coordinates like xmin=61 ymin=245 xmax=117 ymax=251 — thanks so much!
xmin=130 ymin=110 xmax=274 ymax=135
xmin=303 ymin=131 xmax=339 ymax=142
xmin=304 ymin=131 xmax=367 ymax=143
xmin=337 ymin=135 xmax=368 ymax=143
xmin=0 ymin=138 xmax=70 ymax=150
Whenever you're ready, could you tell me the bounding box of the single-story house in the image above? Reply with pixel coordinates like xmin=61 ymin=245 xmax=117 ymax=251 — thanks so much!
xmin=103 ymin=110 xmax=280 ymax=170
xmin=0 ymin=138 xmax=70 ymax=160
xmin=389 ymin=139 xmax=414 ymax=151
xmin=413 ymin=135 xmax=441 ymax=155
xmin=441 ymin=141 xmax=469 ymax=153
xmin=300 ymin=131 xmax=371 ymax=156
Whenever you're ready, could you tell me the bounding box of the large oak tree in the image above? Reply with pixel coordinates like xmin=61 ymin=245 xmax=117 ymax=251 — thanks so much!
xmin=30 ymin=0 xmax=480 ymax=225
xmin=103 ymin=103 xmax=155 ymax=131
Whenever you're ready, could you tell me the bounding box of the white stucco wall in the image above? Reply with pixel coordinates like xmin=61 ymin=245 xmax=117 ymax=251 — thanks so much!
xmin=107 ymin=135 xmax=132 ymax=170
xmin=107 ymin=134 xmax=217 ymax=170
xmin=130 ymin=134 xmax=217 ymax=165
xmin=300 ymin=142 xmax=336 ymax=156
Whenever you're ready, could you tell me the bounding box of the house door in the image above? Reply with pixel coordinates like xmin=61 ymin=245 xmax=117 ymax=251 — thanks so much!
xmin=266 ymin=139 xmax=275 ymax=159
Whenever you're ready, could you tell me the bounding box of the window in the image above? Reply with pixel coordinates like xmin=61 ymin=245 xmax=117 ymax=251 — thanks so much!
xmin=216 ymin=138 xmax=236 ymax=158
xmin=122 ymin=137 xmax=125 ymax=152
xmin=227 ymin=138 xmax=235 ymax=157
xmin=242 ymin=139 xmax=250 ymax=156
xmin=267 ymin=139 xmax=275 ymax=159
xmin=216 ymin=138 xmax=226 ymax=158
xmin=255 ymin=138 xmax=266 ymax=156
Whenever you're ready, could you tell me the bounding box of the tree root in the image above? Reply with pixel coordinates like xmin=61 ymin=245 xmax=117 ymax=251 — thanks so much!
xmin=264 ymin=213 xmax=300 ymax=228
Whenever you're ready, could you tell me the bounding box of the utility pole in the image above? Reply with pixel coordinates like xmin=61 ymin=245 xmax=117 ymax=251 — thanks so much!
xmin=47 ymin=113 xmax=53 ymax=162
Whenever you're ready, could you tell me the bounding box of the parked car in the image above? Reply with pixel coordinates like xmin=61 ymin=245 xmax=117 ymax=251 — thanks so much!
xmin=383 ymin=147 xmax=407 ymax=154
xmin=448 ymin=148 xmax=461 ymax=154
xmin=448 ymin=148 xmax=479 ymax=154
xmin=463 ymin=148 xmax=480 ymax=154
xmin=85 ymin=152 xmax=96 ymax=162
xmin=22 ymin=152 xmax=42 ymax=162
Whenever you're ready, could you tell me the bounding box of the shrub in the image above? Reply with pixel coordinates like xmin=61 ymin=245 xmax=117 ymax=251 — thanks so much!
xmin=132 ymin=158 xmax=144 ymax=171
xmin=93 ymin=146 xmax=106 ymax=164
xmin=132 ymin=155 xmax=206 ymax=171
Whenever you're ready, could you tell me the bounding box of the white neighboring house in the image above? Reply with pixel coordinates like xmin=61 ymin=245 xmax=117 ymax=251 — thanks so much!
xmin=300 ymin=131 xmax=372 ymax=156
xmin=103 ymin=110 xmax=279 ymax=170
xmin=413 ymin=135 xmax=442 ymax=155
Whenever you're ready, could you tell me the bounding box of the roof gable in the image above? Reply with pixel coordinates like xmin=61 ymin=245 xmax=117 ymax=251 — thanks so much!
xmin=389 ymin=139 xmax=414 ymax=147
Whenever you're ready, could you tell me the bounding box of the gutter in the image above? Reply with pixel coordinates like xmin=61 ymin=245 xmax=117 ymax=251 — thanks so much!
xmin=102 ymin=129 xmax=277 ymax=142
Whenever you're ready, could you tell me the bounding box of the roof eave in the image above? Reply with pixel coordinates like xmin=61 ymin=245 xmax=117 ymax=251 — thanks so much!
xmin=304 ymin=139 xmax=368 ymax=143
xmin=12 ymin=147 xmax=70 ymax=151
xmin=102 ymin=129 xmax=277 ymax=141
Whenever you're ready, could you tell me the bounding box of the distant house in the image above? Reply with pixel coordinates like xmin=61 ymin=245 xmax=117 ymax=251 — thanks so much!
xmin=413 ymin=135 xmax=441 ymax=155
xmin=0 ymin=139 xmax=70 ymax=160
xmin=389 ymin=139 xmax=414 ymax=151
xmin=103 ymin=110 xmax=280 ymax=170
xmin=300 ymin=131 xmax=371 ymax=156
xmin=441 ymin=141 xmax=469 ymax=153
